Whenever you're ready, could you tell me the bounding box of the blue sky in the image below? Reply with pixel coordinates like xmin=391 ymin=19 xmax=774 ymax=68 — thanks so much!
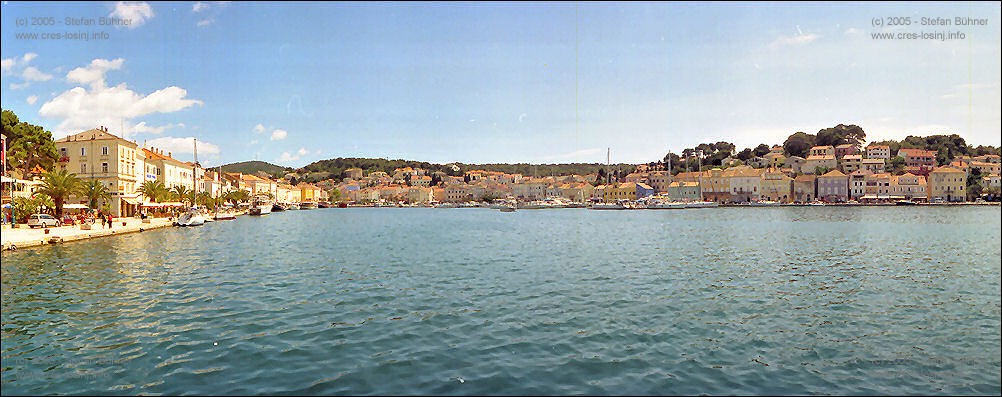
xmin=2 ymin=1 xmax=999 ymax=168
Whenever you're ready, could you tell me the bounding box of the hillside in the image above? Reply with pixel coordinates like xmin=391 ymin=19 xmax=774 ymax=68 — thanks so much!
xmin=295 ymin=157 xmax=638 ymax=183
xmin=220 ymin=160 xmax=293 ymax=178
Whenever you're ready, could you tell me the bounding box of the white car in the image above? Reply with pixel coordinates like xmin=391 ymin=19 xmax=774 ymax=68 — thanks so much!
xmin=26 ymin=214 xmax=61 ymax=228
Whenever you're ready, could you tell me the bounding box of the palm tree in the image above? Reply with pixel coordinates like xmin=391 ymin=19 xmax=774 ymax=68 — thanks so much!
xmin=196 ymin=191 xmax=213 ymax=207
xmin=138 ymin=180 xmax=168 ymax=203
xmin=172 ymin=185 xmax=191 ymax=206
xmin=78 ymin=179 xmax=111 ymax=210
xmin=37 ymin=169 xmax=80 ymax=217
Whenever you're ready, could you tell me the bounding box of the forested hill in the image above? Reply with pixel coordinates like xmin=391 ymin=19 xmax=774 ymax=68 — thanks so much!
xmin=297 ymin=158 xmax=636 ymax=180
xmin=220 ymin=161 xmax=293 ymax=178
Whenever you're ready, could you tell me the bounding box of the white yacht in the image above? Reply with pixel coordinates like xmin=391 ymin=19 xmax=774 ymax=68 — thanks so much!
xmin=176 ymin=209 xmax=206 ymax=226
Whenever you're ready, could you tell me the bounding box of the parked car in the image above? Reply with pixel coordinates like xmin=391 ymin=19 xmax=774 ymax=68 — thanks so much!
xmin=61 ymin=214 xmax=75 ymax=225
xmin=27 ymin=214 xmax=61 ymax=228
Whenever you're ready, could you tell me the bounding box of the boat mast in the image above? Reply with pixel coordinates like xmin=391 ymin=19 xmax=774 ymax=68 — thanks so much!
xmin=193 ymin=138 xmax=198 ymax=209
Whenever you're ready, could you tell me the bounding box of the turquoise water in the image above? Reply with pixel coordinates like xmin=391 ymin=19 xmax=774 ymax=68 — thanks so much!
xmin=2 ymin=207 xmax=1000 ymax=395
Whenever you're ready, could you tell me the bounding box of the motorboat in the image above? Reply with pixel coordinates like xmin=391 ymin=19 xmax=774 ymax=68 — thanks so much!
xmin=300 ymin=202 xmax=318 ymax=209
xmin=286 ymin=203 xmax=301 ymax=210
xmin=647 ymin=200 xmax=686 ymax=209
xmin=250 ymin=202 xmax=272 ymax=216
xmin=589 ymin=200 xmax=630 ymax=210
xmin=272 ymin=203 xmax=287 ymax=212
xmin=499 ymin=204 xmax=516 ymax=212
xmin=895 ymin=200 xmax=918 ymax=206
xmin=176 ymin=210 xmax=206 ymax=227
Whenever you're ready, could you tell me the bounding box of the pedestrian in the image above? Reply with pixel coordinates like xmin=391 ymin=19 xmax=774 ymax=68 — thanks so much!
xmin=108 ymin=213 xmax=113 ymax=228
xmin=100 ymin=212 xmax=106 ymax=228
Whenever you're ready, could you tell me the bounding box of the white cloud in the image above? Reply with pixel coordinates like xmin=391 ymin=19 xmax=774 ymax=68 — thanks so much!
xmin=253 ymin=124 xmax=266 ymax=133
xmin=109 ymin=2 xmax=155 ymax=28
xmin=270 ymin=129 xmax=288 ymax=140
xmin=132 ymin=121 xmax=182 ymax=135
xmin=22 ymin=66 xmax=53 ymax=82
xmin=197 ymin=19 xmax=213 ymax=27
xmin=26 ymin=95 xmax=38 ymax=105
xmin=192 ymin=1 xmax=208 ymax=12
xmin=39 ymin=58 xmax=203 ymax=138
xmin=145 ymin=136 xmax=220 ymax=158
xmin=277 ymin=147 xmax=310 ymax=164
xmin=66 ymin=58 xmax=125 ymax=89
xmin=769 ymin=33 xmax=820 ymax=49
xmin=3 ymin=52 xmax=50 ymax=88
xmin=1 ymin=58 xmax=14 ymax=73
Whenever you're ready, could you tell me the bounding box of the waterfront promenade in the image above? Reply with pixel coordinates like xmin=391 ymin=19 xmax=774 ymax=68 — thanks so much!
xmin=1 ymin=217 xmax=175 ymax=251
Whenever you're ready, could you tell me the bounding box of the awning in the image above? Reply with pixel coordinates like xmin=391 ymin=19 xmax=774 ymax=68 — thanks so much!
xmin=121 ymin=196 xmax=142 ymax=205
xmin=63 ymin=203 xmax=90 ymax=209
xmin=861 ymin=195 xmax=877 ymax=199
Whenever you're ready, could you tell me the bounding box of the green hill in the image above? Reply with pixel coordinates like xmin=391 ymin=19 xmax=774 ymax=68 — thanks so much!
xmin=220 ymin=161 xmax=293 ymax=178
xmin=295 ymin=157 xmax=637 ymax=183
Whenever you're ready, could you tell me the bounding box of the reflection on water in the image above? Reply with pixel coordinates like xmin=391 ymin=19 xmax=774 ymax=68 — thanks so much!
xmin=2 ymin=206 xmax=1000 ymax=395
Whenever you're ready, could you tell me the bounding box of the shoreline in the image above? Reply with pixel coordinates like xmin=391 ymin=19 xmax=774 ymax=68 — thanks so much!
xmin=1 ymin=217 xmax=175 ymax=252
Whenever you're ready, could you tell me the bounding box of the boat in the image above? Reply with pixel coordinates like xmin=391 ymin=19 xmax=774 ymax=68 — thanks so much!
xmin=647 ymin=200 xmax=686 ymax=209
xmin=589 ymin=199 xmax=629 ymax=210
xmin=300 ymin=202 xmax=317 ymax=209
xmin=214 ymin=210 xmax=237 ymax=220
xmin=250 ymin=201 xmax=272 ymax=216
xmin=286 ymin=203 xmax=300 ymax=210
xmin=272 ymin=203 xmax=287 ymax=212
xmin=176 ymin=209 xmax=206 ymax=226
xmin=895 ymin=199 xmax=918 ymax=206
xmin=499 ymin=205 xmax=516 ymax=212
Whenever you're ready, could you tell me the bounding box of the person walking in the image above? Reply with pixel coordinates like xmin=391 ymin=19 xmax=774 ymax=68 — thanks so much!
xmin=108 ymin=213 xmax=113 ymax=228
xmin=100 ymin=212 xmax=107 ymax=228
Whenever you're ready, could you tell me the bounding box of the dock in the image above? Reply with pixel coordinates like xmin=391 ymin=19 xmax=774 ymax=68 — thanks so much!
xmin=1 ymin=217 xmax=176 ymax=251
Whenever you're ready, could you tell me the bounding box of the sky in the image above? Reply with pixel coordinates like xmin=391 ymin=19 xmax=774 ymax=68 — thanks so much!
xmin=2 ymin=1 xmax=1000 ymax=168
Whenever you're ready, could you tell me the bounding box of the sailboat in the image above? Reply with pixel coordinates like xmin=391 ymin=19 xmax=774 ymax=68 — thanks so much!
xmin=177 ymin=138 xmax=206 ymax=226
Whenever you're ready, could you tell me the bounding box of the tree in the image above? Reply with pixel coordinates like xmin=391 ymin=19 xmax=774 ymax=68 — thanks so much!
xmin=78 ymin=179 xmax=111 ymax=210
xmin=783 ymin=132 xmax=816 ymax=158
xmin=967 ymin=168 xmax=983 ymax=201
xmin=753 ymin=144 xmax=771 ymax=157
xmin=172 ymin=185 xmax=198 ymax=206
xmin=37 ymin=169 xmax=81 ymax=218
xmin=11 ymin=196 xmax=41 ymax=223
xmin=4 ymin=114 xmax=58 ymax=178
xmin=816 ymin=124 xmax=866 ymax=148
xmin=138 ymin=180 xmax=168 ymax=203
xmin=596 ymin=168 xmax=607 ymax=185
xmin=736 ymin=148 xmax=754 ymax=161
xmin=196 ymin=191 xmax=214 ymax=207
xmin=328 ymin=188 xmax=342 ymax=202
xmin=888 ymin=156 xmax=906 ymax=175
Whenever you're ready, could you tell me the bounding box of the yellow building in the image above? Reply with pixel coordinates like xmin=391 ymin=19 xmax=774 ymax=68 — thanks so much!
xmin=927 ymin=166 xmax=966 ymax=202
xmin=55 ymin=127 xmax=142 ymax=216
xmin=760 ymin=168 xmax=793 ymax=202
xmin=604 ymin=182 xmax=637 ymax=201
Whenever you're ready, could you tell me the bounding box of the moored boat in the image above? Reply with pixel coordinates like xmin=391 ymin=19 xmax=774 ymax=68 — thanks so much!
xmin=176 ymin=209 xmax=206 ymax=226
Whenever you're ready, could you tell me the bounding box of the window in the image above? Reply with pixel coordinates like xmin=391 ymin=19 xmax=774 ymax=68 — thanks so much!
xmin=102 ymin=163 xmax=109 ymax=173
xmin=81 ymin=147 xmax=86 ymax=156
xmin=101 ymin=146 xmax=109 ymax=156
xmin=81 ymin=164 xmax=87 ymax=173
